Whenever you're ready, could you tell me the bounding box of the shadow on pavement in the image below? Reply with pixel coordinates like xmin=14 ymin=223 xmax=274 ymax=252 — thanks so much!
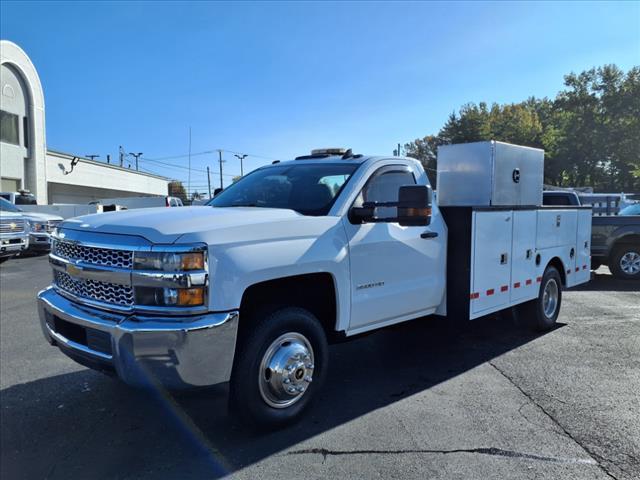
xmin=1 ymin=313 xmax=558 ymax=479
xmin=574 ymin=271 xmax=639 ymax=292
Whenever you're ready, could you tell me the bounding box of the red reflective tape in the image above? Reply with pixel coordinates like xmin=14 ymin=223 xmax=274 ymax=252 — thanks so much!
xmin=486 ymin=289 xmax=495 ymax=296
xmin=501 ymin=285 xmax=509 ymax=292
xmin=470 ymin=292 xmax=479 ymax=300
xmin=526 ymin=279 xmax=532 ymax=286
xmin=575 ymin=267 xmax=580 ymax=272
xmin=536 ymin=277 xmax=542 ymax=283
xmin=514 ymin=282 xmax=521 ymax=289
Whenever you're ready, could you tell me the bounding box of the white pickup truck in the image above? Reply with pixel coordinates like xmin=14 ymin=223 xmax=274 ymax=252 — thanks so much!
xmin=38 ymin=141 xmax=591 ymax=427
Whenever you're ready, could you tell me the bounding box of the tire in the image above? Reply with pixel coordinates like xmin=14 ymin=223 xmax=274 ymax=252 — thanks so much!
xmin=229 ymin=307 xmax=328 ymax=428
xmin=515 ymin=265 xmax=563 ymax=332
xmin=609 ymin=245 xmax=640 ymax=280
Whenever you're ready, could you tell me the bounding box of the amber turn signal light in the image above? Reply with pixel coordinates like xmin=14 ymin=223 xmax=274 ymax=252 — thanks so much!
xmin=177 ymin=287 xmax=205 ymax=306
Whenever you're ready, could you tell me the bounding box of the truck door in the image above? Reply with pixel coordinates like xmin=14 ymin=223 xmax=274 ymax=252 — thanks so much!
xmin=343 ymin=165 xmax=445 ymax=331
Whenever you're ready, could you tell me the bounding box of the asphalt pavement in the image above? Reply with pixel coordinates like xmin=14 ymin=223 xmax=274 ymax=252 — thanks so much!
xmin=1 ymin=254 xmax=638 ymax=479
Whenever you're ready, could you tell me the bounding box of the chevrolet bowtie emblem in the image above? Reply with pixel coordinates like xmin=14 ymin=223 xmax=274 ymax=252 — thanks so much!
xmin=66 ymin=263 xmax=83 ymax=276
xmin=9 ymin=222 xmax=16 ymax=230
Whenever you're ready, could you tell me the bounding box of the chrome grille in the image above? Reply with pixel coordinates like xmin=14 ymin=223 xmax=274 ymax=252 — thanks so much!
xmin=54 ymin=270 xmax=134 ymax=307
xmin=0 ymin=218 xmax=26 ymax=234
xmin=52 ymin=240 xmax=133 ymax=268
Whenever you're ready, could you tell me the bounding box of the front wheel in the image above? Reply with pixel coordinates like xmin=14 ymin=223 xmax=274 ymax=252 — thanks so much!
xmin=609 ymin=245 xmax=640 ymax=280
xmin=515 ymin=265 xmax=563 ymax=332
xmin=229 ymin=307 xmax=328 ymax=428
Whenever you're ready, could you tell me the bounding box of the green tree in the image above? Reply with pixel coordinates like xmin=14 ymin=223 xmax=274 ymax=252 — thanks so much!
xmin=403 ymin=64 xmax=640 ymax=192
xmin=403 ymin=134 xmax=443 ymax=186
xmin=168 ymin=180 xmax=188 ymax=204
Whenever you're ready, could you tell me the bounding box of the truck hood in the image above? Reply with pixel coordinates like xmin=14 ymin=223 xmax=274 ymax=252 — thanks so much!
xmin=60 ymin=206 xmax=307 ymax=243
xmin=20 ymin=212 xmax=64 ymax=222
xmin=0 ymin=211 xmax=23 ymax=219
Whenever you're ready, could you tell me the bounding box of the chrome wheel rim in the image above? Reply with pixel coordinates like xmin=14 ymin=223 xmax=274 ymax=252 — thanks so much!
xmin=542 ymin=278 xmax=559 ymax=318
xmin=620 ymin=251 xmax=640 ymax=275
xmin=258 ymin=332 xmax=314 ymax=409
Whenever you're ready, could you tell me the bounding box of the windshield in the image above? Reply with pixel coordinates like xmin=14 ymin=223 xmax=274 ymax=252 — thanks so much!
xmin=619 ymin=204 xmax=640 ymax=216
xmin=0 ymin=197 xmax=22 ymax=213
xmin=208 ymin=163 xmax=359 ymax=216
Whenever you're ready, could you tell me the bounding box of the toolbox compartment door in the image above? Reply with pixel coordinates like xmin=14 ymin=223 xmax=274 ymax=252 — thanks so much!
xmin=471 ymin=210 xmax=513 ymax=316
xmin=573 ymin=209 xmax=592 ymax=285
xmin=510 ymin=210 xmax=538 ymax=303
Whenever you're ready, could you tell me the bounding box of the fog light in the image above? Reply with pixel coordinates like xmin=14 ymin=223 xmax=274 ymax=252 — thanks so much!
xmin=178 ymin=287 xmax=205 ymax=306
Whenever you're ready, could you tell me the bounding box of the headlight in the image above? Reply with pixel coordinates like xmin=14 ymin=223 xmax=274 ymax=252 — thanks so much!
xmin=132 ymin=249 xmax=207 ymax=308
xmin=135 ymin=286 xmax=206 ymax=307
xmin=133 ymin=251 xmax=205 ymax=271
xmin=31 ymin=222 xmax=45 ymax=232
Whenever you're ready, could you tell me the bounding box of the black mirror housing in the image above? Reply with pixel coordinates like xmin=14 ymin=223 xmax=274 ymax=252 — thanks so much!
xmin=349 ymin=184 xmax=433 ymax=226
xmin=398 ymin=185 xmax=432 ymax=226
xmin=213 ymin=188 xmax=223 ymax=196
xmin=349 ymin=206 xmax=375 ymax=224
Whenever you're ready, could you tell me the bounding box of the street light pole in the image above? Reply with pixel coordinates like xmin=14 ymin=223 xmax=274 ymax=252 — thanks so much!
xmin=129 ymin=152 xmax=143 ymax=171
xmin=234 ymin=154 xmax=248 ymax=177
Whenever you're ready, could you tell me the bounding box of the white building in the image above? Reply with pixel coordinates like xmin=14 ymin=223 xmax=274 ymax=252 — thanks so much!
xmin=1 ymin=40 xmax=169 ymax=204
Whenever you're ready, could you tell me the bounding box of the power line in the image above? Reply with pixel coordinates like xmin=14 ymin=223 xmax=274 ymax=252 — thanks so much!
xmin=144 ymin=150 xmax=214 ymax=161
xmin=222 ymin=149 xmax=282 ymax=162
xmin=139 ymin=156 xmax=238 ymax=177
xmin=144 ymin=148 xmax=282 ymax=163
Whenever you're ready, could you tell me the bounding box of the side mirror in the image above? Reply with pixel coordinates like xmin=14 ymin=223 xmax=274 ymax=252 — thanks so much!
xmin=213 ymin=187 xmax=223 ymax=196
xmin=398 ymin=185 xmax=432 ymax=226
xmin=349 ymin=205 xmax=375 ymax=224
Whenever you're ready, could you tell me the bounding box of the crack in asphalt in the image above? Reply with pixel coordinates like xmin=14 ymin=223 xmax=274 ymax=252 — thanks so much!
xmin=285 ymin=446 xmax=597 ymax=464
xmin=489 ymin=361 xmax=619 ymax=480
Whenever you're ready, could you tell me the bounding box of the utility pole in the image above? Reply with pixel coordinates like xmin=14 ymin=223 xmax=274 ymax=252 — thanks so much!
xmin=187 ymin=127 xmax=192 ymax=198
xmin=86 ymin=154 xmax=100 ymax=161
xmin=129 ymin=152 xmax=143 ymax=171
xmin=217 ymin=150 xmax=225 ymax=189
xmin=234 ymin=154 xmax=248 ymax=177
xmin=206 ymin=166 xmax=212 ymax=198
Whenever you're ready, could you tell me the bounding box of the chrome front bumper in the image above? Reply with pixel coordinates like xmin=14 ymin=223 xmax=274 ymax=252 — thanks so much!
xmin=0 ymin=236 xmax=28 ymax=256
xmin=38 ymin=287 xmax=239 ymax=389
xmin=29 ymin=232 xmax=52 ymax=249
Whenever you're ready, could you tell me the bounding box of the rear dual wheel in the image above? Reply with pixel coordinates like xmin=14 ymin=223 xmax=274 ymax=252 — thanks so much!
xmin=510 ymin=265 xmax=562 ymax=332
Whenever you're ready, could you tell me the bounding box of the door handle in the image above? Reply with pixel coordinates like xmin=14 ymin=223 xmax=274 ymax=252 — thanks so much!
xmin=421 ymin=231 xmax=438 ymax=239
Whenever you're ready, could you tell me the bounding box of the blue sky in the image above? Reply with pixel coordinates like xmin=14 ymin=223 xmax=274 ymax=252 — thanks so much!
xmin=1 ymin=1 xmax=639 ymax=191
